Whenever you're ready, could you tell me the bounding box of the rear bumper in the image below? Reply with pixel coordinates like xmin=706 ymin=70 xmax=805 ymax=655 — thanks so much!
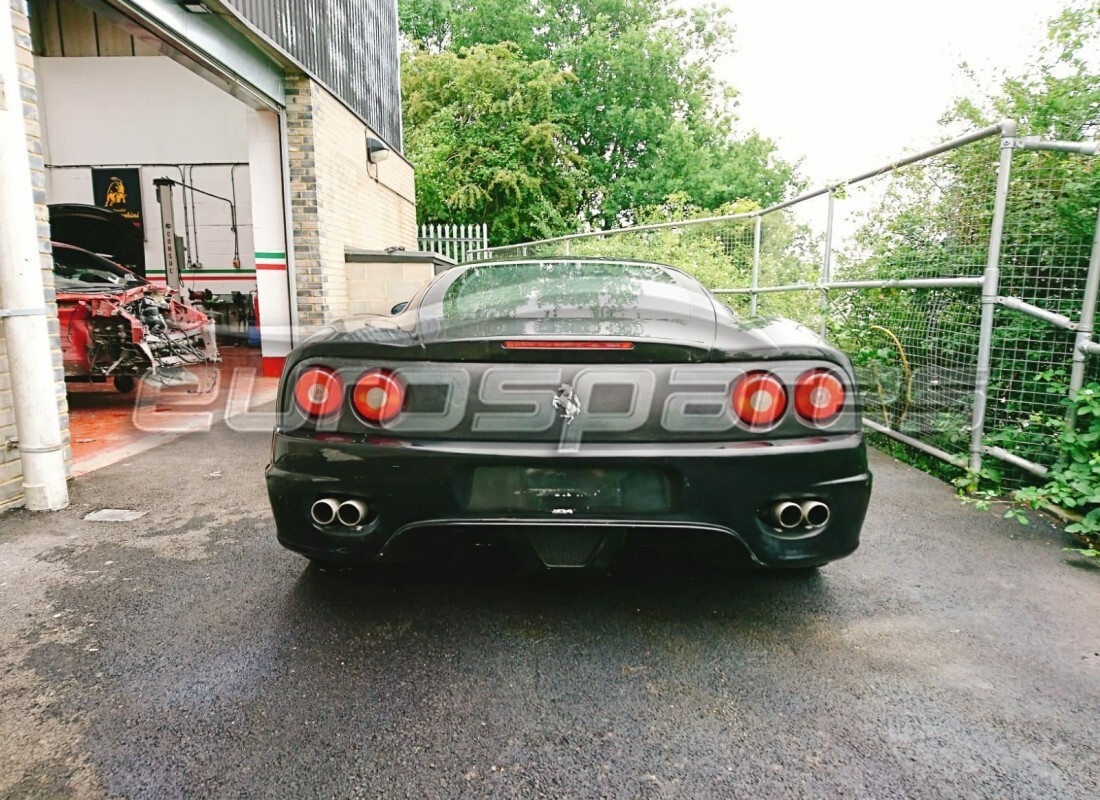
xmin=266 ymin=432 xmax=872 ymax=569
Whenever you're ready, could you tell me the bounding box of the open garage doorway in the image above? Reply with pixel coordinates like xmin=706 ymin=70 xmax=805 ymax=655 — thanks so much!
xmin=28 ymin=0 xmax=291 ymax=469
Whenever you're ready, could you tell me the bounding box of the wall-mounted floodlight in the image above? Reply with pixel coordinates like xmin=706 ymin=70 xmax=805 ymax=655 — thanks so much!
xmin=180 ymin=1 xmax=211 ymax=13
xmin=367 ymin=136 xmax=391 ymax=164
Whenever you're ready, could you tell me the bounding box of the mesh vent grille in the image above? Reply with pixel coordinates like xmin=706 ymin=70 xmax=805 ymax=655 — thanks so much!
xmin=527 ymin=531 xmax=605 ymax=568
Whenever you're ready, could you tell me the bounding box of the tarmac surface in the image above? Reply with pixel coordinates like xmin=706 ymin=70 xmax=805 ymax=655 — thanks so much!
xmin=1 ymin=417 xmax=1098 ymax=799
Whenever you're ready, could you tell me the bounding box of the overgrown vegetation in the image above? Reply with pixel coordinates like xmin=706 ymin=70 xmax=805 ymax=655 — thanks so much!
xmin=959 ymin=375 xmax=1100 ymax=556
xmin=399 ymin=0 xmax=800 ymax=243
xmin=842 ymin=1 xmax=1100 ymax=557
xmin=1015 ymin=380 xmax=1100 ymax=555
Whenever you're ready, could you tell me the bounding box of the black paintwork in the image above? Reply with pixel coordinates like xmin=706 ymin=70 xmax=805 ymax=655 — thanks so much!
xmin=292 ymin=259 xmax=842 ymax=364
xmin=267 ymin=258 xmax=872 ymax=570
xmin=49 ymin=204 xmax=146 ymax=277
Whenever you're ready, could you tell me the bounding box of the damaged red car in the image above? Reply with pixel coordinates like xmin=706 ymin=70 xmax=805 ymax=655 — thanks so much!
xmin=53 ymin=242 xmax=219 ymax=392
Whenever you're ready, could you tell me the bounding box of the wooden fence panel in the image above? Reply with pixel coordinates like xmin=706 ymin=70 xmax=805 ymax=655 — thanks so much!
xmin=417 ymin=223 xmax=489 ymax=262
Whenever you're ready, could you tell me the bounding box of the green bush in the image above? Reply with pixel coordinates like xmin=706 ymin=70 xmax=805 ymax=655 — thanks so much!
xmin=1014 ymin=380 xmax=1100 ymax=557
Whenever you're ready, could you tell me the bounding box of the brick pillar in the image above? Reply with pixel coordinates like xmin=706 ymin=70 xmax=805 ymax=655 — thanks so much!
xmin=284 ymin=74 xmax=326 ymax=334
xmin=283 ymin=72 xmax=419 ymax=337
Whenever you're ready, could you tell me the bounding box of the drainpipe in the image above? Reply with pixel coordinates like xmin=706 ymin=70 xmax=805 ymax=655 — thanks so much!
xmin=0 ymin=7 xmax=68 ymax=511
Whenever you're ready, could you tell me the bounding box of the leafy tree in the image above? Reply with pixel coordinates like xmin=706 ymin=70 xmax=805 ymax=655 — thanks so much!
xmin=399 ymin=0 xmax=798 ymax=233
xmin=402 ymin=43 xmax=585 ymax=245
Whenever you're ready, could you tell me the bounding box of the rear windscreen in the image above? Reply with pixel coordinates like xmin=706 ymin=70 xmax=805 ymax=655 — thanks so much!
xmin=437 ymin=261 xmax=690 ymax=321
xmin=53 ymin=247 xmax=144 ymax=290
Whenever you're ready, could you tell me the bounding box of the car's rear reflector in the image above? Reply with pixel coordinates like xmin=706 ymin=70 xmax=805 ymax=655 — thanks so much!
xmin=795 ymin=369 xmax=845 ymax=423
xmin=502 ymin=340 xmax=634 ymax=350
xmin=731 ymin=371 xmax=788 ymax=427
xmin=352 ymin=369 xmax=406 ymax=424
xmin=294 ymin=367 xmax=344 ymax=419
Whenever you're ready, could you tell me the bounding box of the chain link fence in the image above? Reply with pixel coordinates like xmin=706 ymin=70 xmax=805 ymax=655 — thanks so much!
xmin=474 ymin=122 xmax=1100 ymax=483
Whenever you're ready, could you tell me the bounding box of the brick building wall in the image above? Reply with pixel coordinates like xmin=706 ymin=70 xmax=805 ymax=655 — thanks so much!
xmin=0 ymin=0 xmax=71 ymax=511
xmin=286 ymin=73 xmax=417 ymax=333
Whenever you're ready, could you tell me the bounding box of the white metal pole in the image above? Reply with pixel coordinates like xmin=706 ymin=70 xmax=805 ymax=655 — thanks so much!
xmin=0 ymin=6 xmax=68 ymax=511
xmin=820 ymin=192 xmax=835 ymax=338
xmin=154 ymin=179 xmax=183 ymax=293
xmin=750 ymin=215 xmax=761 ymax=316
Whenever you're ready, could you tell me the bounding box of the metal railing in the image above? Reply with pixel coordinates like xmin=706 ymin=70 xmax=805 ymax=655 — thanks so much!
xmin=472 ymin=121 xmax=1100 ymax=481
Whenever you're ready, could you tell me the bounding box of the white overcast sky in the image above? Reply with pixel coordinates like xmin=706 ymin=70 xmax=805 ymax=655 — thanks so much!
xmin=711 ymin=0 xmax=1068 ymax=186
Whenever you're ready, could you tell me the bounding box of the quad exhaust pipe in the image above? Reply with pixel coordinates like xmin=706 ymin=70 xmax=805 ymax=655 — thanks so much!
xmin=311 ymin=497 xmax=369 ymax=528
xmin=773 ymin=501 xmax=804 ymax=529
xmin=310 ymin=498 xmax=340 ymax=526
xmin=336 ymin=499 xmax=368 ymax=527
xmin=766 ymin=499 xmax=831 ymax=530
xmin=800 ymin=500 xmax=830 ymax=528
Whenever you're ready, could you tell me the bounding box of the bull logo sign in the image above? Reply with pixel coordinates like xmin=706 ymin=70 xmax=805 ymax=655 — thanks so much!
xmin=91 ymin=167 xmax=144 ymax=234
xmin=104 ymin=178 xmax=128 ymax=208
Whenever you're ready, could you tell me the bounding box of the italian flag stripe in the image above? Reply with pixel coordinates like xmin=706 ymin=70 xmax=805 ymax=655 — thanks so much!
xmin=256 ymin=251 xmax=287 ymax=271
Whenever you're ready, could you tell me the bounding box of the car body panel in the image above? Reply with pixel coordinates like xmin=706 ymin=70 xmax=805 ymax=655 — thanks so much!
xmin=49 ymin=203 xmax=145 ymax=276
xmin=266 ymin=258 xmax=872 ymax=570
xmin=52 ymin=242 xmax=218 ymax=385
xmin=268 ymin=431 xmax=871 ymax=569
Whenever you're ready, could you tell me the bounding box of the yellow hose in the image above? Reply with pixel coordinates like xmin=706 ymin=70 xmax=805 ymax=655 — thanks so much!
xmin=868 ymin=324 xmax=913 ymax=426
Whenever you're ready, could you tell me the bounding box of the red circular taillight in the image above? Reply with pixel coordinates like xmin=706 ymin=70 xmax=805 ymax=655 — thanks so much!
xmin=352 ymin=369 xmax=405 ymax=425
xmin=293 ymin=367 xmax=344 ymax=419
xmin=732 ymin=371 xmax=788 ymax=427
xmin=795 ymin=369 xmax=846 ymax=423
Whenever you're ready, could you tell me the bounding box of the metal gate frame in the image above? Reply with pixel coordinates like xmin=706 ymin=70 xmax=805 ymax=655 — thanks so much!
xmin=472 ymin=120 xmax=1100 ymax=479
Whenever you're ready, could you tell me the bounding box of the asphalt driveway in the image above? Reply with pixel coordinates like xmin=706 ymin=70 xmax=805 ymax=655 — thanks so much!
xmin=0 ymin=419 xmax=1097 ymax=799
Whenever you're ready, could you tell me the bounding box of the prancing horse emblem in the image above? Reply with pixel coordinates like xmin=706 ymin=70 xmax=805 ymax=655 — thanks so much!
xmin=553 ymin=383 xmax=581 ymax=425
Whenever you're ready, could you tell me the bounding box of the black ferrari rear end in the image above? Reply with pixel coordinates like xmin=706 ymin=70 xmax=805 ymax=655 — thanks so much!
xmin=266 ymin=259 xmax=872 ymax=570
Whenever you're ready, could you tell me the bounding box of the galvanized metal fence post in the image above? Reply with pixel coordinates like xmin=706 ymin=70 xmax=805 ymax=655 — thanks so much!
xmin=969 ymin=120 xmax=1018 ymax=475
xmin=819 ymin=191 xmax=835 ymax=338
xmin=750 ymin=214 xmax=761 ymax=316
xmin=476 ymin=121 xmax=1032 ymax=474
xmin=1066 ymin=203 xmax=1100 ymax=429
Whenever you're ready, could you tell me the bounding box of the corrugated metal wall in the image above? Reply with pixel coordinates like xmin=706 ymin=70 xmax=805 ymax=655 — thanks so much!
xmin=227 ymin=0 xmax=402 ymax=152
